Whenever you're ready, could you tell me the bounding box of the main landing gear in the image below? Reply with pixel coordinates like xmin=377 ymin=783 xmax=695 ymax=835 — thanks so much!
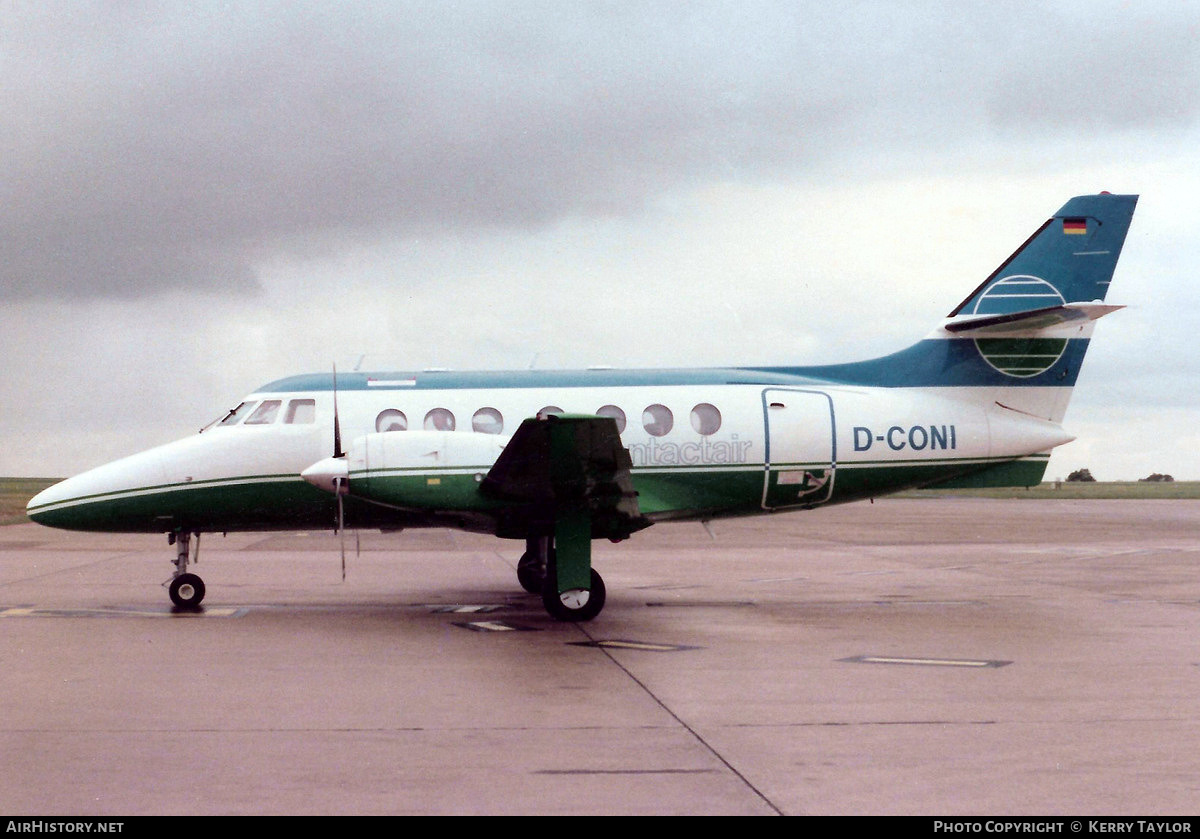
xmin=516 ymin=536 xmax=547 ymax=594
xmin=517 ymin=531 xmax=606 ymax=622
xmin=166 ymin=531 xmax=206 ymax=610
xmin=542 ymin=566 xmax=606 ymax=622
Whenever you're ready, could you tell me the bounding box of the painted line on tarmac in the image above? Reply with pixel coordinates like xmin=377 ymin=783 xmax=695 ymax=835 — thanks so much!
xmin=427 ymin=604 xmax=511 ymax=613
xmin=569 ymin=639 xmax=699 ymax=652
xmin=0 ymin=605 xmax=246 ymax=618
xmin=454 ymin=620 xmax=539 ymax=632
xmin=840 ymin=654 xmax=1011 ymax=668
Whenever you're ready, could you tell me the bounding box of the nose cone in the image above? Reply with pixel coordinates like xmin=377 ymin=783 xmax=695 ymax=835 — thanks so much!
xmin=301 ymin=456 xmax=349 ymax=494
xmin=25 ymin=448 xmax=167 ymax=531
xmin=26 ymin=480 xmax=68 ymax=525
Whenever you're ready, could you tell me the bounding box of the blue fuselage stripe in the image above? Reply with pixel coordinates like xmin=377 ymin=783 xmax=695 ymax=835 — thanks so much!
xmin=257 ymin=338 xmax=1091 ymax=393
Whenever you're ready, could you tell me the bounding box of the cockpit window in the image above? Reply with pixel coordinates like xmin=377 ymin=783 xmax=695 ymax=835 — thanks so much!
xmin=284 ymin=399 xmax=316 ymax=424
xmin=245 ymin=400 xmax=282 ymax=425
xmin=219 ymin=402 xmax=258 ymax=426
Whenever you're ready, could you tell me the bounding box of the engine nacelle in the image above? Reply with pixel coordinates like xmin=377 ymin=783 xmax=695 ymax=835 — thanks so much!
xmin=302 ymin=431 xmax=510 ymax=511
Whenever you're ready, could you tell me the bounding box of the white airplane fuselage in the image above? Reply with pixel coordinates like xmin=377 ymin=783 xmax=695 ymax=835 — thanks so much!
xmin=24 ymin=193 xmax=1139 ymax=620
xmin=27 ymin=374 xmax=1072 ymax=535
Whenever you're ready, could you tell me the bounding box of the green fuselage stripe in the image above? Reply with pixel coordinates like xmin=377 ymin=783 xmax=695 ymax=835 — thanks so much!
xmin=29 ymin=455 xmax=1044 ymax=534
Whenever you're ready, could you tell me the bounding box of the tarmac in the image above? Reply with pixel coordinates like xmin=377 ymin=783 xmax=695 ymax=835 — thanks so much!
xmin=1 ymin=497 xmax=1199 ymax=815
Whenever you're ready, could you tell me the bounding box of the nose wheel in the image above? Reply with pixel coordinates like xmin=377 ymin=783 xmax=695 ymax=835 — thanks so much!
xmin=169 ymin=573 xmax=206 ymax=609
xmin=166 ymin=531 xmax=206 ymax=610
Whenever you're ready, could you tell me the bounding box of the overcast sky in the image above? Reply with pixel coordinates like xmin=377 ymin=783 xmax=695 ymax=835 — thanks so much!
xmin=4 ymin=1 xmax=1199 ymax=480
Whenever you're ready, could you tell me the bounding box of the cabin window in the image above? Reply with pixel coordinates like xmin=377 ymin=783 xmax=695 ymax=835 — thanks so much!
xmin=219 ymin=402 xmax=257 ymax=426
xmin=690 ymin=403 xmax=721 ymax=435
xmin=596 ymin=404 xmax=626 ymax=434
xmin=284 ymin=399 xmax=316 ymax=424
xmin=245 ymin=400 xmax=282 ymax=425
xmin=424 ymin=408 xmax=456 ymax=431
xmin=472 ymin=407 xmax=504 ymax=434
xmin=537 ymin=406 xmax=563 ymax=419
xmin=376 ymin=409 xmax=408 ymax=432
xmin=642 ymin=404 xmax=673 ymax=437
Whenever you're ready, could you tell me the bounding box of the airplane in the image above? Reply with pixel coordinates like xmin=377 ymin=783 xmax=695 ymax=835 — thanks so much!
xmin=26 ymin=192 xmax=1138 ymax=622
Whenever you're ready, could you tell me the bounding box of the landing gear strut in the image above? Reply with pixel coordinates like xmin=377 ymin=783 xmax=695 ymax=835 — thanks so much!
xmin=166 ymin=531 xmax=206 ymax=610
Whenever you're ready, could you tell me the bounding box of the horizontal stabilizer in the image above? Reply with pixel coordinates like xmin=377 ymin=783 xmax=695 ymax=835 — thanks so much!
xmin=943 ymin=302 xmax=1124 ymax=337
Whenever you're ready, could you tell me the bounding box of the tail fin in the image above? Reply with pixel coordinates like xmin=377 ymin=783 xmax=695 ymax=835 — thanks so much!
xmin=949 ymin=192 xmax=1137 ymax=318
xmin=937 ymin=192 xmax=1137 ymax=423
xmin=789 ymin=193 xmax=1138 ymax=490
xmin=792 ymin=193 xmax=1138 ymax=415
xmin=911 ymin=193 xmax=1137 ymax=490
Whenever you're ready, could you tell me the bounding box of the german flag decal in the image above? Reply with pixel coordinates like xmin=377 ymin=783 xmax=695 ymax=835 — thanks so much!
xmin=1062 ymin=217 xmax=1088 ymax=234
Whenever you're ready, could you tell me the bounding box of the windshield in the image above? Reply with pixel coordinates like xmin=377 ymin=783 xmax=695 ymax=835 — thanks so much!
xmin=245 ymin=400 xmax=282 ymax=425
xmin=198 ymin=401 xmax=259 ymax=433
xmin=201 ymin=397 xmax=317 ymax=432
xmin=219 ymin=401 xmax=259 ymax=425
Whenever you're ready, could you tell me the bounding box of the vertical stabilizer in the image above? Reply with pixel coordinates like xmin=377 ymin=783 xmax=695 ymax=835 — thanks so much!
xmin=788 ymin=193 xmax=1137 ymax=422
xmin=950 ymin=193 xmax=1137 ymax=317
xmin=938 ymin=193 xmax=1137 ymax=424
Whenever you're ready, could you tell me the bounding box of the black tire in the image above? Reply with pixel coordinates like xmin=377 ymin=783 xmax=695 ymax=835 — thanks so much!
xmin=516 ymin=549 xmax=550 ymax=594
xmin=541 ymin=568 xmax=605 ymax=622
xmin=169 ymin=573 xmax=206 ymax=609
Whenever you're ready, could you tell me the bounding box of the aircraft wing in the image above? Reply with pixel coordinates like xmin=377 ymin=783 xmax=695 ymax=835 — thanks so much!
xmin=480 ymin=414 xmax=650 ymax=541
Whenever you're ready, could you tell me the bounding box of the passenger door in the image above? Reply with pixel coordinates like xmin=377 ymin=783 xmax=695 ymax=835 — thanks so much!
xmin=761 ymin=388 xmax=835 ymax=509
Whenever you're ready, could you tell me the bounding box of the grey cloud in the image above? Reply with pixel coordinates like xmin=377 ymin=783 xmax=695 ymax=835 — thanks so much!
xmin=3 ymin=2 xmax=1196 ymax=299
xmin=1 ymin=3 xmax=829 ymax=298
xmin=984 ymin=9 xmax=1200 ymax=132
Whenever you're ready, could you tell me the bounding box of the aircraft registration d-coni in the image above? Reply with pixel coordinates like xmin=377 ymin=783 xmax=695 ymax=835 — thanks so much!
xmin=28 ymin=193 xmax=1138 ymax=621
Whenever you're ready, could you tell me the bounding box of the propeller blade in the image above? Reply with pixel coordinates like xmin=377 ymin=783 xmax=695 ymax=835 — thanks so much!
xmin=330 ymin=363 xmax=346 ymax=579
xmin=336 ymin=476 xmax=346 ymax=582
xmin=332 ymin=363 xmax=344 ymax=459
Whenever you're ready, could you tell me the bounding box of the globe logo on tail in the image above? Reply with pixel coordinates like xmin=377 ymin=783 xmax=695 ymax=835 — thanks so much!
xmin=972 ymin=275 xmax=1068 ymax=378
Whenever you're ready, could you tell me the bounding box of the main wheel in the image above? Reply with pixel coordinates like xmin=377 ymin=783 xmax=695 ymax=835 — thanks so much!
xmin=541 ymin=568 xmax=606 ymax=622
xmin=169 ymin=573 xmax=206 ymax=609
xmin=517 ymin=549 xmax=549 ymax=594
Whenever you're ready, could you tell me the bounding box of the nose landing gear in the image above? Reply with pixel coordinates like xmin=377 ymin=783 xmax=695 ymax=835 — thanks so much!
xmin=165 ymin=531 xmax=206 ymax=610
